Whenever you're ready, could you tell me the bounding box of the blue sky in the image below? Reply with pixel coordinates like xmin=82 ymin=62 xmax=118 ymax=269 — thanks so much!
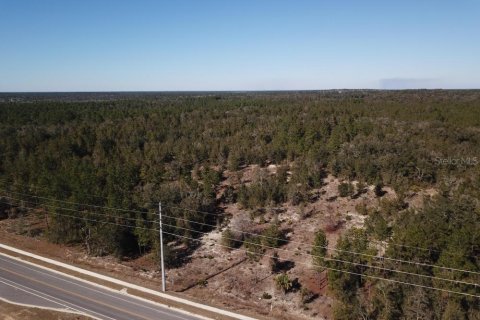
xmin=1 ymin=0 xmax=479 ymax=91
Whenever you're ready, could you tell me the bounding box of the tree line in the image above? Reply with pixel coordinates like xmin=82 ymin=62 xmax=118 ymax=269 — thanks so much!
xmin=0 ymin=90 xmax=479 ymax=318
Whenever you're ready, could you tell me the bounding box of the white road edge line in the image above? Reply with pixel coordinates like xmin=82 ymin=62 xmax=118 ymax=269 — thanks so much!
xmin=0 ymin=252 xmax=208 ymax=320
xmin=0 ymin=296 xmax=95 ymax=319
xmin=0 ymin=278 xmax=86 ymax=317
xmin=0 ymin=278 xmax=105 ymax=320
xmin=0 ymin=256 xmax=195 ymax=320
xmin=0 ymin=244 xmax=257 ymax=320
xmin=0 ymin=275 xmax=117 ymax=320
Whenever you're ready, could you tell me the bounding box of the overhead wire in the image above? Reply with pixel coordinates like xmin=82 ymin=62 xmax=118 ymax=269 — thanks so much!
xmin=0 ymin=201 xmax=159 ymax=232
xmin=157 ymin=221 xmax=480 ymax=287
xmin=2 ymin=199 xmax=479 ymax=298
xmin=2 ymin=191 xmax=480 ymax=276
xmin=158 ymin=230 xmax=480 ymax=299
xmin=1 ymin=178 xmax=478 ymax=259
xmin=2 ymin=197 xmax=480 ymax=287
xmin=1 ymin=195 xmax=151 ymax=224
xmin=157 ymin=213 xmax=480 ymax=276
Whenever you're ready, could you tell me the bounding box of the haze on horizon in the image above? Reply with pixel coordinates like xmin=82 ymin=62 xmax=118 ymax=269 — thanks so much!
xmin=1 ymin=0 xmax=479 ymax=92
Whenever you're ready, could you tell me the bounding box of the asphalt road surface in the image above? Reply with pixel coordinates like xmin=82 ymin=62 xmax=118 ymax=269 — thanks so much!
xmin=0 ymin=254 xmax=203 ymax=320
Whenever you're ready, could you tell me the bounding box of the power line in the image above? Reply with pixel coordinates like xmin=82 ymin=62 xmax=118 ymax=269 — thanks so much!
xmin=341 ymin=233 xmax=479 ymax=259
xmin=159 ymin=203 xmax=480 ymax=259
xmin=3 ymin=196 xmax=480 ymax=287
xmin=1 ymin=201 xmax=158 ymax=232
xmin=1 ymin=179 xmax=478 ymax=260
xmin=1 ymin=195 xmax=152 ymax=224
xmin=0 ymin=188 xmax=223 ymax=218
xmin=0 ymin=180 xmax=223 ymax=218
xmin=158 ymin=222 xmax=479 ymax=287
xmin=0 ymin=189 xmax=150 ymax=215
xmin=2 ymin=192 xmax=480 ymax=276
xmin=158 ymin=213 xmax=480 ymax=276
xmin=161 ymin=204 xmax=224 ymax=218
xmin=159 ymin=231 xmax=480 ymax=299
xmin=0 ymin=177 xmax=110 ymax=202
xmin=3 ymin=199 xmax=479 ymax=298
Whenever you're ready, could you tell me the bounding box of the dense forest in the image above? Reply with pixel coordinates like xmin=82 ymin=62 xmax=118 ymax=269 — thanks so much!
xmin=0 ymin=90 xmax=479 ymax=319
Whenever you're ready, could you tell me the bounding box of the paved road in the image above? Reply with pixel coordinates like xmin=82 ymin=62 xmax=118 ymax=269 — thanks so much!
xmin=0 ymin=254 xmax=203 ymax=320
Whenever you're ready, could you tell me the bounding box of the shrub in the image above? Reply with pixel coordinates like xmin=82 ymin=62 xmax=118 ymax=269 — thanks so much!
xmin=262 ymin=292 xmax=272 ymax=299
xmin=289 ymin=189 xmax=308 ymax=206
xmin=300 ymin=287 xmax=316 ymax=304
xmin=222 ymin=185 xmax=236 ymax=203
xmin=355 ymin=202 xmax=369 ymax=215
xmin=365 ymin=211 xmax=390 ymax=240
xmin=221 ymin=228 xmax=240 ymax=249
xmin=356 ymin=181 xmax=367 ymax=195
xmin=261 ymin=222 xmax=282 ymax=248
xmin=244 ymin=236 xmax=263 ymax=260
xmin=197 ymin=279 xmax=208 ymax=287
xmin=270 ymin=251 xmax=281 ymax=273
xmin=275 ymin=273 xmax=293 ymax=293
xmin=374 ymin=181 xmax=384 ymax=197
xmin=338 ymin=182 xmax=354 ymax=197
xmin=312 ymin=230 xmax=328 ymax=270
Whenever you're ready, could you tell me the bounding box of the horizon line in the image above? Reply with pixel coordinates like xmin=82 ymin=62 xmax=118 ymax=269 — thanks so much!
xmin=1 ymin=88 xmax=480 ymax=94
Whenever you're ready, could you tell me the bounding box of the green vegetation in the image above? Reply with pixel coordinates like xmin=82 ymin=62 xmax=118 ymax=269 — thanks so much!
xmin=1 ymin=91 xmax=479 ymax=318
xmin=270 ymin=251 xmax=281 ymax=273
xmin=325 ymin=196 xmax=480 ymax=319
xmin=244 ymin=235 xmax=264 ymax=260
xmin=311 ymin=229 xmax=328 ymax=270
xmin=261 ymin=222 xmax=282 ymax=248
xmin=275 ymin=273 xmax=293 ymax=293
xmin=238 ymin=169 xmax=287 ymax=208
xmin=338 ymin=182 xmax=354 ymax=197
xmin=300 ymin=287 xmax=316 ymax=305
xmin=365 ymin=211 xmax=390 ymax=240
xmin=262 ymin=292 xmax=272 ymax=299
xmin=221 ymin=228 xmax=240 ymax=249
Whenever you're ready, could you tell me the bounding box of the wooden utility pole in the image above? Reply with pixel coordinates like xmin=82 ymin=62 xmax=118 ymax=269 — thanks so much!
xmin=159 ymin=202 xmax=166 ymax=292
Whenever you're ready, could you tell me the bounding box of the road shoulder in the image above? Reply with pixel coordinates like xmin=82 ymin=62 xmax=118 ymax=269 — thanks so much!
xmin=0 ymin=244 xmax=260 ymax=320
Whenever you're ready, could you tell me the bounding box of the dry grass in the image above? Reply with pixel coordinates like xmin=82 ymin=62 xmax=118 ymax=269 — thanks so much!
xmin=0 ymin=300 xmax=91 ymax=320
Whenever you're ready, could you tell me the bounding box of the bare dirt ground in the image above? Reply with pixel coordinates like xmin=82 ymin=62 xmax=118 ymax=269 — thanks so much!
xmin=0 ymin=300 xmax=91 ymax=320
xmin=0 ymin=166 xmax=435 ymax=320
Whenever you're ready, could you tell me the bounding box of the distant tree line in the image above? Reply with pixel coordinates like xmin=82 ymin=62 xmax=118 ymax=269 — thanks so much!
xmin=0 ymin=90 xmax=479 ymax=318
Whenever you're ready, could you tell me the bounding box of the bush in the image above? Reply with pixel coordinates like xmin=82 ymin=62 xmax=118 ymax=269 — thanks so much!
xmin=244 ymin=236 xmax=263 ymax=260
xmin=221 ymin=228 xmax=240 ymax=249
xmin=374 ymin=181 xmax=384 ymax=197
xmin=365 ymin=211 xmax=390 ymax=240
xmin=355 ymin=202 xmax=369 ymax=215
xmin=324 ymin=218 xmax=342 ymax=232
xmin=262 ymin=292 xmax=272 ymax=299
xmin=261 ymin=223 xmax=282 ymax=248
xmin=270 ymin=251 xmax=281 ymax=273
xmin=196 ymin=279 xmax=208 ymax=287
xmin=338 ymin=182 xmax=354 ymax=197
xmin=275 ymin=273 xmax=293 ymax=293
xmin=300 ymin=287 xmax=316 ymax=304
xmin=356 ymin=181 xmax=367 ymax=195
xmin=289 ymin=188 xmax=308 ymax=206
xmin=312 ymin=230 xmax=328 ymax=269
xmin=221 ymin=186 xmax=237 ymax=204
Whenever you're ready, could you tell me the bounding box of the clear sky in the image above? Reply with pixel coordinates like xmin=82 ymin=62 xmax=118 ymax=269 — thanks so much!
xmin=1 ymin=0 xmax=479 ymax=91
